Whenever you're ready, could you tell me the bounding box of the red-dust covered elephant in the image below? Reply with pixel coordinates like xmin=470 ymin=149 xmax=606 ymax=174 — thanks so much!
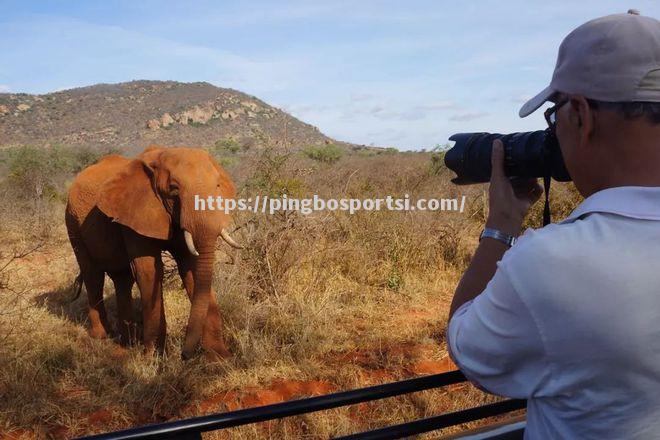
xmin=65 ymin=145 xmax=241 ymax=360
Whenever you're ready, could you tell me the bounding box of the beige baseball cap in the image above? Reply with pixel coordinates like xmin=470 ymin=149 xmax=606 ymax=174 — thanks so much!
xmin=519 ymin=10 xmax=660 ymax=118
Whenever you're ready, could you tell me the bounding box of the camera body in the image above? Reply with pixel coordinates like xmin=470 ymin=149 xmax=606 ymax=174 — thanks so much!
xmin=444 ymin=129 xmax=572 ymax=184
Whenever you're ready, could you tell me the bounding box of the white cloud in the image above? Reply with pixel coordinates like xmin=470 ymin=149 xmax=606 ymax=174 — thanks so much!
xmin=511 ymin=94 xmax=532 ymax=103
xmin=349 ymin=92 xmax=374 ymax=102
xmin=449 ymin=112 xmax=489 ymax=122
xmin=412 ymin=101 xmax=456 ymax=112
xmin=3 ymin=15 xmax=305 ymax=96
xmin=0 ymin=84 xmax=10 ymax=93
xmin=284 ymin=103 xmax=332 ymax=117
xmin=365 ymin=128 xmax=408 ymax=143
xmin=335 ymin=99 xmax=456 ymax=122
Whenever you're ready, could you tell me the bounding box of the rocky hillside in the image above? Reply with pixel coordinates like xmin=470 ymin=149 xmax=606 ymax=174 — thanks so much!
xmin=0 ymin=80 xmax=335 ymax=153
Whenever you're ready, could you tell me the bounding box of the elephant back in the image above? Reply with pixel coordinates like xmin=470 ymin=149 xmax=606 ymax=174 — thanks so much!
xmin=67 ymin=154 xmax=130 ymax=224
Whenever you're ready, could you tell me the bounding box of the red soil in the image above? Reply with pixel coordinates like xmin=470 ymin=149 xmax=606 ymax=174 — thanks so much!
xmin=184 ymin=379 xmax=336 ymax=415
xmin=327 ymin=342 xmax=456 ymax=377
xmin=0 ymin=429 xmax=32 ymax=440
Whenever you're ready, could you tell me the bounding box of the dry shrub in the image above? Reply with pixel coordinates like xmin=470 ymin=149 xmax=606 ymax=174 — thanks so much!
xmin=0 ymin=143 xmax=582 ymax=438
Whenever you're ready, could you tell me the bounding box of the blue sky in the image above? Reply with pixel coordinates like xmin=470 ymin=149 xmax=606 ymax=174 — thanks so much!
xmin=1 ymin=1 xmax=659 ymax=150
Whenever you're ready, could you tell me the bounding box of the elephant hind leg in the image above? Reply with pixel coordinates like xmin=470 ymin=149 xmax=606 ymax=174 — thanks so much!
xmin=66 ymin=213 xmax=109 ymax=338
xmin=82 ymin=269 xmax=110 ymax=339
xmin=65 ymin=217 xmax=110 ymax=339
xmin=109 ymin=269 xmax=136 ymax=346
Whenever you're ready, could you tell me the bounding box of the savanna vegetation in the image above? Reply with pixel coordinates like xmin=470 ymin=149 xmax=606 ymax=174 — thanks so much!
xmin=0 ymin=140 xmax=582 ymax=439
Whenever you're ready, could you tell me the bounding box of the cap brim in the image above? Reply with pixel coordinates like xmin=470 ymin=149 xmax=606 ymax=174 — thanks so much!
xmin=519 ymin=86 xmax=555 ymax=118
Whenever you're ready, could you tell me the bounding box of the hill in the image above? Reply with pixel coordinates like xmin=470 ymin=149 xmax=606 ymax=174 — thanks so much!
xmin=0 ymin=80 xmax=336 ymax=153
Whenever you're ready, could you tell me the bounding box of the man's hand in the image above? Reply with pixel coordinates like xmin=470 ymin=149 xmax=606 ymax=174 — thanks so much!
xmin=448 ymin=140 xmax=543 ymax=320
xmin=486 ymin=140 xmax=543 ymax=235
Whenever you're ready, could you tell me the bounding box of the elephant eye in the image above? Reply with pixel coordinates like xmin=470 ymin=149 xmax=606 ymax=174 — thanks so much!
xmin=169 ymin=183 xmax=180 ymax=196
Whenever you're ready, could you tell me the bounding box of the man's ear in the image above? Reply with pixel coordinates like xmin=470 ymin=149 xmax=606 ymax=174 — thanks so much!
xmin=97 ymin=159 xmax=171 ymax=240
xmin=570 ymin=96 xmax=595 ymax=147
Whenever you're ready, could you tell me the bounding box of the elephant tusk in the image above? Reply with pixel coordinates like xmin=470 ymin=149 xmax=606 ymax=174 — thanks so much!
xmin=184 ymin=230 xmax=199 ymax=256
xmin=221 ymin=228 xmax=243 ymax=249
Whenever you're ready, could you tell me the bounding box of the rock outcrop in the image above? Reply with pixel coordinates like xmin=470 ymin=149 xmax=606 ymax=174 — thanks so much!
xmin=146 ymin=99 xmax=275 ymax=129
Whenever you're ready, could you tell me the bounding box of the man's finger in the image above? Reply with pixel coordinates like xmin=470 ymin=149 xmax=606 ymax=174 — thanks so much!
xmin=514 ymin=182 xmax=543 ymax=200
xmin=490 ymin=139 xmax=506 ymax=181
xmin=511 ymin=178 xmax=539 ymax=190
xmin=531 ymin=182 xmax=544 ymax=197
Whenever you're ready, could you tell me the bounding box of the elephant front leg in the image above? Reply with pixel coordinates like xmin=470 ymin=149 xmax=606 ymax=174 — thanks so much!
xmin=130 ymin=254 xmax=166 ymax=356
xmin=202 ymin=294 xmax=231 ymax=360
xmin=174 ymin=252 xmax=230 ymax=359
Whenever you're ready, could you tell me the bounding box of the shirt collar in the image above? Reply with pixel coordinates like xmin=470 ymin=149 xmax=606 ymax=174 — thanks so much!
xmin=560 ymin=186 xmax=660 ymax=224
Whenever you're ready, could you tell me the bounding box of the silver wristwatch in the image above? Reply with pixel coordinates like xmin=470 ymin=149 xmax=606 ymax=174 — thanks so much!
xmin=479 ymin=227 xmax=517 ymax=247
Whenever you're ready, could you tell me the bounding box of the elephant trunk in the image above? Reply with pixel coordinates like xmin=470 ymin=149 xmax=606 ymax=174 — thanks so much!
xmin=181 ymin=239 xmax=216 ymax=360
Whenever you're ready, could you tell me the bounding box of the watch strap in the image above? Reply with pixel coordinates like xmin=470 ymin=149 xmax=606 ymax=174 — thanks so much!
xmin=480 ymin=227 xmax=516 ymax=247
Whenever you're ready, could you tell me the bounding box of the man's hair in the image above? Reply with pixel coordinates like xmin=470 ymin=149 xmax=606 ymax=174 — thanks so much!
xmin=587 ymin=99 xmax=660 ymax=124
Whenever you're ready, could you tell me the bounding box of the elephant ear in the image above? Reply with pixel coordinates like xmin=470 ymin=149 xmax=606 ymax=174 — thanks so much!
xmin=139 ymin=145 xmax=165 ymax=161
xmin=97 ymin=159 xmax=171 ymax=240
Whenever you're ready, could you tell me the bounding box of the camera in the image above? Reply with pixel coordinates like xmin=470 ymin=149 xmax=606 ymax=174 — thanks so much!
xmin=444 ymin=128 xmax=572 ymax=184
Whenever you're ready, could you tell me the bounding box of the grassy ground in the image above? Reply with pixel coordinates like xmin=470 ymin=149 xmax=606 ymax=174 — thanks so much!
xmin=0 ymin=146 xmax=582 ymax=439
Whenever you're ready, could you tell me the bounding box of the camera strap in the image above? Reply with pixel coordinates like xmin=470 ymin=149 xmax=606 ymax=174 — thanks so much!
xmin=542 ymin=174 xmax=551 ymax=226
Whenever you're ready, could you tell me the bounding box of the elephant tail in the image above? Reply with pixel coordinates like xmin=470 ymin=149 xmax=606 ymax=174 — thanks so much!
xmin=68 ymin=273 xmax=83 ymax=303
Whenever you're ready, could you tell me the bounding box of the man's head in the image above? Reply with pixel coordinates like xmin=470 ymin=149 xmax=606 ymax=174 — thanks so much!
xmin=520 ymin=10 xmax=660 ymax=197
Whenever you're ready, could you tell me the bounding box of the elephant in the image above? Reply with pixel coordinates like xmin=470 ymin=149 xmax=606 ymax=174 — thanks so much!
xmin=65 ymin=145 xmax=242 ymax=360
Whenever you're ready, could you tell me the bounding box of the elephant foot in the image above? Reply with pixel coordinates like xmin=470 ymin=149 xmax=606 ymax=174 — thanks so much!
xmin=117 ymin=321 xmax=139 ymax=346
xmin=202 ymin=339 xmax=232 ymax=361
xmin=143 ymin=341 xmax=167 ymax=358
xmin=89 ymin=325 xmax=109 ymax=339
xmin=203 ymin=348 xmax=231 ymax=362
xmin=181 ymin=342 xmax=231 ymax=361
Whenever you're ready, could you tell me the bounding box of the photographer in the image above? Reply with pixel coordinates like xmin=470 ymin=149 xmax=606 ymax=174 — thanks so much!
xmin=447 ymin=11 xmax=660 ymax=439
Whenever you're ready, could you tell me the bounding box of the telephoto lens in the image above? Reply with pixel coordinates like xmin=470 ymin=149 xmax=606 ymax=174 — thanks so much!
xmin=444 ymin=129 xmax=571 ymax=184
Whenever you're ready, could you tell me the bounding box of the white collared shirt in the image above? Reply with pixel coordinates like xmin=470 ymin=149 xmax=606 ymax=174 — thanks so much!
xmin=447 ymin=186 xmax=660 ymax=439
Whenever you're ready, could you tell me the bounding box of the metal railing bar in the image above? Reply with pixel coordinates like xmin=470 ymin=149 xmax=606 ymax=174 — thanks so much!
xmin=333 ymin=399 xmax=527 ymax=440
xmin=78 ymin=371 xmax=468 ymax=440
xmin=439 ymin=415 xmax=526 ymax=439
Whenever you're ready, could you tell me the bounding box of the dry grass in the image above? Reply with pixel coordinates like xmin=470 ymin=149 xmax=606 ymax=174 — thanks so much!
xmin=0 ymin=147 xmax=580 ymax=439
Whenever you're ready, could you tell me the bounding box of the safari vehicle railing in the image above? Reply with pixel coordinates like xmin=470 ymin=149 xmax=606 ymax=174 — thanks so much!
xmin=78 ymin=370 xmax=526 ymax=440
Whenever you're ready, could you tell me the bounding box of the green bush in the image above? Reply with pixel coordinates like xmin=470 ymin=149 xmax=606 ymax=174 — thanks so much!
xmin=207 ymin=139 xmax=246 ymax=169
xmin=243 ymin=146 xmax=309 ymax=197
xmin=216 ymin=156 xmax=240 ymax=168
xmin=302 ymin=144 xmax=343 ymax=164
xmin=271 ymin=178 xmax=306 ymax=198
xmin=429 ymin=144 xmax=448 ymax=175
xmin=353 ymin=146 xmax=398 ymax=157
xmin=355 ymin=148 xmax=377 ymax=157
xmin=0 ymin=144 xmax=119 ymax=201
xmin=213 ymin=138 xmax=242 ymax=154
xmin=187 ymin=119 xmax=205 ymax=127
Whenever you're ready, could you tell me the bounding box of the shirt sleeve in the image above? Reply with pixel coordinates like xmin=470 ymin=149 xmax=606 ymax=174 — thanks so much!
xmin=447 ymin=263 xmax=551 ymax=398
